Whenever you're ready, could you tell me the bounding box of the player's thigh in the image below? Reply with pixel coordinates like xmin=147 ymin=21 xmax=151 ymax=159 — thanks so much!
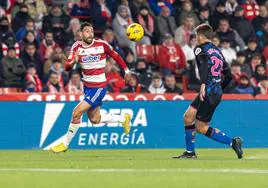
xmin=73 ymin=100 xmax=92 ymax=117
xmin=87 ymin=106 xmax=101 ymax=124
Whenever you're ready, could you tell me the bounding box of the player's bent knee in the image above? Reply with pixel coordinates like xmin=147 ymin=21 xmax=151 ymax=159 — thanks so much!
xmin=183 ymin=112 xmax=195 ymax=125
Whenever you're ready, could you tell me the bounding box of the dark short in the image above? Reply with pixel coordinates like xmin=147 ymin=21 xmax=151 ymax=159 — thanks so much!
xmin=190 ymin=92 xmax=222 ymax=122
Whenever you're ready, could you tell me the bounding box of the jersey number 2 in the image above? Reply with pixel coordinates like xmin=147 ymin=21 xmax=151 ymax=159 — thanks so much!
xmin=211 ymin=56 xmax=223 ymax=76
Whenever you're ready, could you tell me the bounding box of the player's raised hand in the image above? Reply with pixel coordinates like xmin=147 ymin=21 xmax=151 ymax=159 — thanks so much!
xmin=200 ymin=83 xmax=206 ymax=101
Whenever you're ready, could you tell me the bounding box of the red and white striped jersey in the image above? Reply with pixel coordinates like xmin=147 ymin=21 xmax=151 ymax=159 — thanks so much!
xmin=68 ymin=39 xmax=128 ymax=88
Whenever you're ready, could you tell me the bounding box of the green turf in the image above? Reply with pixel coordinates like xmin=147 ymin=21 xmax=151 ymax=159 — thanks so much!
xmin=0 ymin=149 xmax=268 ymax=188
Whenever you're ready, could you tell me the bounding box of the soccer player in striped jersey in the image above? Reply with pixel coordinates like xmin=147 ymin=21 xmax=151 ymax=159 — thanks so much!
xmin=51 ymin=22 xmax=132 ymax=153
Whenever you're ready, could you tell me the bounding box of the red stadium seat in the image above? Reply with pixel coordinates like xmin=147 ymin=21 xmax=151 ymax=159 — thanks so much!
xmin=136 ymin=44 xmax=155 ymax=63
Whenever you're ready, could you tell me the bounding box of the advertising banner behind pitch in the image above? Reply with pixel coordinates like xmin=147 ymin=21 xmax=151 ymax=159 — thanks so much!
xmin=0 ymin=100 xmax=267 ymax=149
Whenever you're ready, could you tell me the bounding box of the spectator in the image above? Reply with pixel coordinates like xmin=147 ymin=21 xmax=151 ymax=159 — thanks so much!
xmin=148 ymin=0 xmax=173 ymax=16
xmin=50 ymin=17 xmax=69 ymax=48
xmin=42 ymin=71 xmax=65 ymax=93
xmin=11 ymin=0 xmax=25 ymax=19
xmin=252 ymin=64 xmax=268 ymax=85
xmin=258 ymin=79 xmax=268 ymax=95
xmin=66 ymin=18 xmax=81 ymax=44
xmin=148 ymin=73 xmax=166 ymax=93
xmin=0 ymin=17 xmax=10 ymax=39
xmin=242 ymin=0 xmax=259 ymax=21
xmin=24 ymin=0 xmax=47 ymax=29
xmin=19 ymin=30 xmax=39 ymax=51
xmin=16 ymin=18 xmax=41 ymax=43
xmin=45 ymin=58 xmax=68 ymax=86
xmin=253 ymin=5 xmax=267 ymax=31
xmin=105 ymin=59 xmax=125 ymax=93
xmin=236 ymin=51 xmax=252 ymax=77
xmin=194 ymin=0 xmax=211 ymax=13
xmin=182 ymin=34 xmax=197 ymax=62
xmin=225 ymin=0 xmax=239 ymax=15
xmin=221 ymin=39 xmax=237 ymax=65
xmin=231 ymin=75 xmax=256 ymax=95
xmin=244 ymin=38 xmax=260 ymax=62
xmin=42 ymin=4 xmax=70 ymax=33
xmin=91 ymin=0 xmax=112 ymax=33
xmin=113 ymin=5 xmax=136 ymax=55
xmin=157 ymin=6 xmax=177 ymax=42
xmin=157 ymin=33 xmax=186 ymax=76
xmin=164 ymin=74 xmax=183 ymax=94
xmin=212 ymin=35 xmax=221 ymax=47
xmin=20 ymin=42 xmax=43 ymax=78
xmin=256 ymin=19 xmax=268 ymax=49
xmin=1 ymin=32 xmax=20 ymax=59
xmin=215 ymin=19 xmax=245 ymax=51
xmin=44 ymin=53 xmax=66 ymax=75
xmin=176 ymin=1 xmax=199 ymax=26
xmin=0 ymin=47 xmax=26 ymax=87
xmin=121 ymin=74 xmax=148 ymax=93
xmin=249 ymin=53 xmax=263 ymax=73
xmin=39 ymin=31 xmax=59 ymax=62
xmin=210 ymin=2 xmax=229 ymax=30
xmin=65 ymin=71 xmax=83 ymax=94
xmin=124 ymin=48 xmax=136 ymax=69
xmin=11 ymin=4 xmax=31 ymax=33
xmin=230 ymin=62 xmax=242 ymax=85
xmin=230 ymin=6 xmax=255 ymax=43
xmin=102 ymin=28 xmax=125 ymax=59
xmin=198 ymin=7 xmax=210 ymax=25
xmin=137 ymin=5 xmax=155 ymax=45
xmin=174 ymin=16 xmax=195 ymax=46
xmin=25 ymin=63 xmax=42 ymax=92
xmin=129 ymin=0 xmax=154 ymax=21
xmin=133 ymin=59 xmax=152 ymax=87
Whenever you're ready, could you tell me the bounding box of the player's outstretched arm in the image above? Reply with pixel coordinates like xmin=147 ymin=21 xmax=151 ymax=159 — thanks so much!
xmin=104 ymin=43 xmax=131 ymax=80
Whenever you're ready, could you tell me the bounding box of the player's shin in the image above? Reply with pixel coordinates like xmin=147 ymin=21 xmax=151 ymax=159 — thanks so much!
xmin=205 ymin=127 xmax=232 ymax=146
xmin=65 ymin=122 xmax=80 ymax=147
xmin=185 ymin=124 xmax=196 ymax=153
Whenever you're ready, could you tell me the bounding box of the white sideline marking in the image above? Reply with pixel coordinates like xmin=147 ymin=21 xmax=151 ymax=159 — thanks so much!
xmin=0 ymin=168 xmax=268 ymax=174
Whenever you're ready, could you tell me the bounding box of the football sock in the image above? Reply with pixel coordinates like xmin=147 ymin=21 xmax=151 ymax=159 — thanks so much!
xmin=205 ymin=127 xmax=232 ymax=146
xmin=185 ymin=124 xmax=196 ymax=153
xmin=100 ymin=112 xmax=125 ymax=123
xmin=65 ymin=123 xmax=80 ymax=147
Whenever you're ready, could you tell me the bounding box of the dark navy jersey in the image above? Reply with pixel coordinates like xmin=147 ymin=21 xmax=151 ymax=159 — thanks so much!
xmin=194 ymin=42 xmax=228 ymax=94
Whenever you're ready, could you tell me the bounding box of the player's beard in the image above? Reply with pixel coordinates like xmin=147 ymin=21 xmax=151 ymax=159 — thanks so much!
xmin=83 ymin=36 xmax=93 ymax=45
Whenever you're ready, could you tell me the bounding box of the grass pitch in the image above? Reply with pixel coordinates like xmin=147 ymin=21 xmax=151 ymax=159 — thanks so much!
xmin=0 ymin=149 xmax=268 ymax=188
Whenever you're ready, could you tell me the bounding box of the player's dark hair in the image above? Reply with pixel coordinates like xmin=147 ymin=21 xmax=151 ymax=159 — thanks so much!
xmin=195 ymin=24 xmax=214 ymax=40
xmin=81 ymin=22 xmax=93 ymax=31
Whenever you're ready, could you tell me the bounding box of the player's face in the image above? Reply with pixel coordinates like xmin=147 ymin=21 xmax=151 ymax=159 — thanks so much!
xmin=82 ymin=26 xmax=94 ymax=44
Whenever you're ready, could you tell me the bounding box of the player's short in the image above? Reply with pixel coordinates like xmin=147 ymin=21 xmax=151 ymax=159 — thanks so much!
xmin=190 ymin=92 xmax=222 ymax=122
xmin=83 ymin=86 xmax=107 ymax=109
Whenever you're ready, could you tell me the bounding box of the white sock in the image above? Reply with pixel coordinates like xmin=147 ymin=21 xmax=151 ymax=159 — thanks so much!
xmin=65 ymin=123 xmax=80 ymax=146
xmin=100 ymin=113 xmax=125 ymax=124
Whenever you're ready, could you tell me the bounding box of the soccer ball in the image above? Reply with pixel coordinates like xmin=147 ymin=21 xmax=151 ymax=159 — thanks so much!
xmin=126 ymin=23 xmax=144 ymax=42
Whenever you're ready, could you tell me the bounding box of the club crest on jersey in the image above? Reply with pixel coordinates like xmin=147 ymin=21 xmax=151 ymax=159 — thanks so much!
xmin=195 ymin=47 xmax=202 ymax=55
xmin=82 ymin=55 xmax=101 ymax=63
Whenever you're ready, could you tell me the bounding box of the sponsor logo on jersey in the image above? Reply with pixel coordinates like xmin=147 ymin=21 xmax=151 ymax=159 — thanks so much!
xmin=81 ymin=55 xmax=101 ymax=63
xmin=78 ymin=46 xmax=104 ymax=55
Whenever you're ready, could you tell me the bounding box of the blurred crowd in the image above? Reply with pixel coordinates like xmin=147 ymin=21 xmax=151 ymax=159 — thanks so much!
xmin=0 ymin=0 xmax=267 ymax=95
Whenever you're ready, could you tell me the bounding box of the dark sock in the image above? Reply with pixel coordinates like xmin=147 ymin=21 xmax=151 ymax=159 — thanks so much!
xmin=185 ymin=124 xmax=196 ymax=153
xmin=205 ymin=127 xmax=232 ymax=146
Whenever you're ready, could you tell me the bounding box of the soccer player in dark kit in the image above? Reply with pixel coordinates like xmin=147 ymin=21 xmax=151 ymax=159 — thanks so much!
xmin=173 ymin=24 xmax=243 ymax=159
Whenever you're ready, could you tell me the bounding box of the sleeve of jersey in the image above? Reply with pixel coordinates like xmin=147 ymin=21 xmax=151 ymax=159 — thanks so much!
xmin=221 ymin=60 xmax=232 ymax=90
xmin=104 ymin=43 xmax=129 ymax=73
xmin=64 ymin=43 xmax=76 ymax=71
xmin=195 ymin=47 xmax=208 ymax=84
